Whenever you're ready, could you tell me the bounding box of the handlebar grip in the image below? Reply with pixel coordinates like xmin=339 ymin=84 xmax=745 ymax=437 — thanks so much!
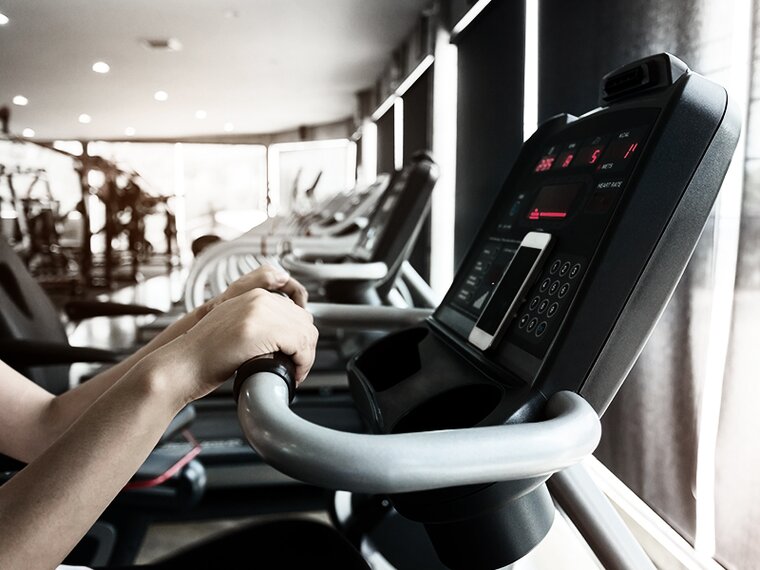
xmin=233 ymin=352 xmax=297 ymax=404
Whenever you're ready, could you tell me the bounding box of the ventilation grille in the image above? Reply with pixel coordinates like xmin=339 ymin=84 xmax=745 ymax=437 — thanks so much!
xmin=142 ymin=38 xmax=183 ymax=51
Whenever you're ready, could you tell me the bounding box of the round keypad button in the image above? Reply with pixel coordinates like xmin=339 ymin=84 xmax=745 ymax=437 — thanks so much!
xmin=538 ymin=299 xmax=549 ymax=313
xmin=547 ymin=302 xmax=559 ymax=318
xmin=540 ymin=278 xmax=551 ymax=292
xmin=535 ymin=321 xmax=548 ymax=337
xmin=529 ymin=296 xmax=541 ymax=310
xmin=518 ymin=314 xmax=530 ymax=328
xmin=558 ymin=283 xmax=570 ymax=298
xmin=549 ymin=280 xmax=560 ymax=295
xmin=550 ymin=260 xmax=561 ymax=274
xmin=569 ymin=263 xmax=581 ymax=279
xmin=559 ymin=262 xmax=571 ymax=276
xmin=526 ymin=318 xmax=538 ymax=333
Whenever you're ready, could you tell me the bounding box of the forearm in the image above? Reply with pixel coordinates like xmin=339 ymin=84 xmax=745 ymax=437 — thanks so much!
xmin=44 ymin=306 xmax=207 ymax=444
xmin=90 ymin=304 xmax=207 ymax=385
xmin=0 ymin=353 xmax=188 ymax=570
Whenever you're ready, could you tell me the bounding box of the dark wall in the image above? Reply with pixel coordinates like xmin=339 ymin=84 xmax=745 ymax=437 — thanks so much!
xmin=538 ymin=0 xmax=703 ymax=122
xmin=453 ymin=0 xmax=526 ymax=266
xmin=403 ymin=68 xmax=434 ymax=280
xmin=376 ymin=107 xmax=395 ymax=176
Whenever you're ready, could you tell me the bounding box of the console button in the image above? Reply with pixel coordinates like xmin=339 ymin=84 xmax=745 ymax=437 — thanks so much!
xmin=529 ymin=296 xmax=541 ymax=310
xmin=559 ymin=262 xmax=571 ymax=276
xmin=569 ymin=263 xmax=581 ymax=279
xmin=535 ymin=321 xmax=548 ymax=337
xmin=540 ymin=278 xmax=552 ymax=292
xmin=558 ymin=283 xmax=570 ymax=298
xmin=547 ymin=302 xmax=559 ymax=317
xmin=526 ymin=318 xmax=538 ymax=333
xmin=518 ymin=314 xmax=530 ymax=328
xmin=538 ymin=299 xmax=549 ymax=314
xmin=549 ymin=280 xmax=560 ymax=295
xmin=550 ymin=260 xmax=562 ymax=274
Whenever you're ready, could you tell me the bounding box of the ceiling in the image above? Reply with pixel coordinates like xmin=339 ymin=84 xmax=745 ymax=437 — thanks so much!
xmin=0 ymin=0 xmax=431 ymax=141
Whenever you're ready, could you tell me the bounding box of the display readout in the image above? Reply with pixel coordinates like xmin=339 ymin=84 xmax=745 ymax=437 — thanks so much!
xmin=533 ymin=127 xmax=645 ymax=174
xmin=527 ymin=182 xmax=583 ymax=221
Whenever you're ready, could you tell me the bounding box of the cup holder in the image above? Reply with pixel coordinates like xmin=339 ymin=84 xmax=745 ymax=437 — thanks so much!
xmin=391 ymin=383 xmax=503 ymax=434
xmin=355 ymin=327 xmax=428 ymax=392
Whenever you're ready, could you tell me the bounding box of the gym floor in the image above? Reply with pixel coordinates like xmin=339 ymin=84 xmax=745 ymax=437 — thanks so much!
xmin=64 ymin=269 xmax=601 ymax=570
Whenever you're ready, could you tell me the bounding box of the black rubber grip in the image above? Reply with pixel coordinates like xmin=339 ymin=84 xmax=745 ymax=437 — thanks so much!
xmin=232 ymin=352 xmax=297 ymax=404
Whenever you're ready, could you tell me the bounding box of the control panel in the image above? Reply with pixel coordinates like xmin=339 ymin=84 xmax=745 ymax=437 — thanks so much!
xmin=436 ymin=109 xmax=657 ymax=383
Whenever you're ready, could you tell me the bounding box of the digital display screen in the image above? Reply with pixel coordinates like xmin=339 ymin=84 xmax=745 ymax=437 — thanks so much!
xmin=474 ymin=246 xmax=541 ymax=335
xmin=575 ymin=144 xmax=605 ymax=166
xmin=553 ymin=150 xmax=575 ymax=169
xmin=527 ymin=183 xmax=582 ymax=221
xmin=534 ymin=156 xmax=555 ymax=172
xmin=601 ymin=138 xmax=640 ymax=163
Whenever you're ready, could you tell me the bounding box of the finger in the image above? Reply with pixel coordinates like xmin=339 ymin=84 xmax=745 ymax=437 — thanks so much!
xmin=278 ymin=278 xmax=308 ymax=307
xmin=277 ymin=321 xmax=317 ymax=384
xmin=258 ymin=267 xmax=289 ymax=289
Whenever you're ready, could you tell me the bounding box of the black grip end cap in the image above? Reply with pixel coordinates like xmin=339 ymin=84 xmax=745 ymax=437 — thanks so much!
xmin=232 ymin=352 xmax=297 ymax=404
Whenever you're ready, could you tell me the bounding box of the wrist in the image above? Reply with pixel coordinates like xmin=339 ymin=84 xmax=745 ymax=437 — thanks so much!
xmin=131 ymin=343 xmax=199 ymax=411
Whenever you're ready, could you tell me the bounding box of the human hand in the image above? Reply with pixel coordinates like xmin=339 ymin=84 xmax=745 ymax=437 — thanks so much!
xmin=200 ymin=264 xmax=308 ymax=317
xmin=164 ymin=288 xmax=318 ymax=403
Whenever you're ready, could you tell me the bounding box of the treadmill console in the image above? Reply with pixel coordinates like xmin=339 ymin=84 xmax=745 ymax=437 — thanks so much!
xmin=349 ymin=53 xmax=739 ymax=430
xmin=437 ymin=111 xmax=656 ymax=383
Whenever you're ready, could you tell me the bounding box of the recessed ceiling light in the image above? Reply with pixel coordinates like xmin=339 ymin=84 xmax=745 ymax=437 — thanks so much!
xmin=78 ymin=113 xmax=92 ymax=124
xmin=0 ymin=13 xmax=9 ymax=26
xmin=224 ymin=122 xmax=234 ymax=132
xmin=22 ymin=128 xmax=35 ymax=138
xmin=92 ymin=61 xmax=110 ymax=74
xmin=125 ymin=127 xmax=136 ymax=136
xmin=195 ymin=110 xmax=207 ymax=119
xmin=154 ymin=90 xmax=168 ymax=102
xmin=12 ymin=95 xmax=28 ymax=106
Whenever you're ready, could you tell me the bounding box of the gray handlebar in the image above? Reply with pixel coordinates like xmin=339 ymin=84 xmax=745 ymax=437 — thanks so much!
xmin=308 ymin=303 xmax=433 ymax=330
xmin=237 ymin=373 xmax=602 ymax=494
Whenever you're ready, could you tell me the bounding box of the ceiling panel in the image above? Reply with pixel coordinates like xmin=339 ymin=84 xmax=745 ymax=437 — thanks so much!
xmin=0 ymin=0 xmax=430 ymax=140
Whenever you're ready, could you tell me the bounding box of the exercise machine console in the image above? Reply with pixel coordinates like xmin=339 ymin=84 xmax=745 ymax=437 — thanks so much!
xmin=233 ymin=53 xmax=740 ymax=569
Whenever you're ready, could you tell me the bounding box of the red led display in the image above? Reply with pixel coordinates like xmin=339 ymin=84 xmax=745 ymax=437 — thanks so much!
xmin=534 ymin=156 xmax=555 ymax=172
xmin=559 ymin=152 xmax=575 ymax=168
xmin=526 ymin=183 xmax=582 ymax=221
xmin=528 ymin=209 xmax=568 ymax=220
xmin=575 ymin=145 xmax=606 ymax=166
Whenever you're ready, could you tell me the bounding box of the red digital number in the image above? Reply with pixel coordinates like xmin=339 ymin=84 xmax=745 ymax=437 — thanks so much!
xmin=534 ymin=156 xmax=555 ymax=172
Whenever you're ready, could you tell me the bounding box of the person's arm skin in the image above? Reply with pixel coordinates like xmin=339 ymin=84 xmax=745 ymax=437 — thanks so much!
xmin=0 ymin=289 xmax=318 ymax=570
xmin=6 ymin=265 xmax=308 ymax=463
